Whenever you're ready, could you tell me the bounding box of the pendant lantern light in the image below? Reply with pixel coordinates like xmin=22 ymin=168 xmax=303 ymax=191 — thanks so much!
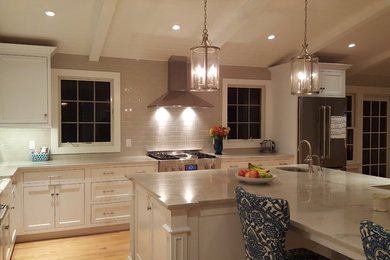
xmin=291 ymin=0 xmax=319 ymax=95
xmin=190 ymin=0 xmax=220 ymax=92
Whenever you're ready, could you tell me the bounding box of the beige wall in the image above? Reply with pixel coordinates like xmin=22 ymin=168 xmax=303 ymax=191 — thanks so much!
xmin=0 ymin=54 xmax=270 ymax=161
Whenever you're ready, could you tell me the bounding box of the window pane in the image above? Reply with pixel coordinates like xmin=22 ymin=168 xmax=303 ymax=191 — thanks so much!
xmin=227 ymin=106 xmax=237 ymax=122
xmin=380 ymin=118 xmax=387 ymax=132
xmin=238 ymin=88 xmax=249 ymax=104
xmin=380 ymin=133 xmax=387 ymax=148
xmin=363 ymin=118 xmax=370 ymax=132
xmin=362 ymin=166 xmax=370 ymax=175
xmin=96 ymin=103 xmax=111 ymax=122
xmin=228 ymin=123 xmax=237 ymax=139
xmin=249 ymin=89 xmax=261 ymax=105
xmin=61 ymin=80 xmax=77 ymax=100
xmin=61 ymin=102 xmax=77 ymax=122
xmin=347 ymin=129 xmax=353 ymax=144
xmin=79 ymin=124 xmax=93 ymax=142
xmin=250 ymin=106 xmax=260 ymax=122
xmin=371 ymin=149 xmax=378 ymax=164
xmin=379 ymin=165 xmax=387 ymax=178
xmin=79 ymin=81 xmax=94 ymax=101
xmin=372 ymin=102 xmax=379 ymax=116
xmin=237 ymin=123 xmax=249 ymax=139
xmin=347 ymin=96 xmax=352 ymax=111
xmin=237 ymin=106 xmax=248 ymax=122
xmin=250 ymin=124 xmax=260 ymax=139
xmin=371 ymin=165 xmax=378 ymax=176
xmin=79 ymin=102 xmax=94 ymax=122
xmin=347 ymin=146 xmax=353 ymax=161
xmin=363 ymin=101 xmax=370 ymax=116
xmin=363 ymin=134 xmax=370 ymax=148
xmin=372 ymin=117 xmax=379 ymax=132
xmin=380 ymin=149 xmax=387 ymax=163
xmin=371 ymin=134 xmax=378 ymax=148
xmin=227 ymin=88 xmax=237 ymax=104
xmin=95 ymin=124 xmax=111 ymax=142
xmin=61 ymin=124 xmax=77 ymax=143
xmin=363 ymin=150 xmax=370 ymax=164
xmin=95 ymin=82 xmax=111 ymax=101
xmin=381 ymin=102 xmax=387 ymax=116
xmin=346 ymin=112 xmax=351 ymax=127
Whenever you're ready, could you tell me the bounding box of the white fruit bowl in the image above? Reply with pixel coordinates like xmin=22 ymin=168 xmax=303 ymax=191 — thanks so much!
xmin=235 ymin=172 xmax=277 ymax=184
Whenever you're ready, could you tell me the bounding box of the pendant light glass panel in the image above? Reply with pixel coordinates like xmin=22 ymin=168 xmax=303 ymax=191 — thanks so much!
xmin=190 ymin=44 xmax=220 ymax=92
xmin=291 ymin=54 xmax=319 ymax=95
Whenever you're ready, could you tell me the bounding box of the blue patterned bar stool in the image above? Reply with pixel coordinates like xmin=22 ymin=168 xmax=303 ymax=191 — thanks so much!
xmin=235 ymin=186 xmax=329 ymax=260
xmin=360 ymin=220 xmax=390 ymax=260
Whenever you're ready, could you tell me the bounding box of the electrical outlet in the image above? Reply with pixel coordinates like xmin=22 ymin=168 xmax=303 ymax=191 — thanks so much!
xmin=126 ymin=139 xmax=132 ymax=147
xmin=29 ymin=140 xmax=36 ymax=150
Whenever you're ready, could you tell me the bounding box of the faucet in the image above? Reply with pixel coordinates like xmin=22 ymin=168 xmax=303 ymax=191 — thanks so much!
xmin=311 ymin=154 xmax=322 ymax=173
xmin=297 ymin=140 xmax=314 ymax=173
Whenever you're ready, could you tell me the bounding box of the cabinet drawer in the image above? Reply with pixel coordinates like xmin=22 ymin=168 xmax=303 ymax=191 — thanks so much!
xmin=91 ymin=202 xmax=130 ymax=224
xmin=91 ymin=181 xmax=132 ymax=202
xmin=91 ymin=165 xmax=155 ymax=180
xmin=24 ymin=169 xmax=85 ymax=184
xmin=221 ymin=161 xmax=248 ymax=169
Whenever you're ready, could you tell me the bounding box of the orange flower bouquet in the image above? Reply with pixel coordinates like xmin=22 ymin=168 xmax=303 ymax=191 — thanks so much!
xmin=209 ymin=126 xmax=230 ymax=140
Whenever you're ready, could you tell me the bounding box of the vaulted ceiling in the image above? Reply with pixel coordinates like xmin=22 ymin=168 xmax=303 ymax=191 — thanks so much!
xmin=1 ymin=0 xmax=390 ymax=86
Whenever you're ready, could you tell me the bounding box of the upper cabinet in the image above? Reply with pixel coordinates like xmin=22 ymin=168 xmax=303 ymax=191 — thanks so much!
xmin=318 ymin=63 xmax=351 ymax=98
xmin=0 ymin=43 xmax=56 ymax=126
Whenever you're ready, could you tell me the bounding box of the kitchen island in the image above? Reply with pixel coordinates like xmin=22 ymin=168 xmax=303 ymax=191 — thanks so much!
xmin=126 ymin=167 xmax=390 ymax=260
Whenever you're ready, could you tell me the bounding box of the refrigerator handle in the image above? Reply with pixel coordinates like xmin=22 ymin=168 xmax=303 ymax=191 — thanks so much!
xmin=327 ymin=106 xmax=332 ymax=158
xmin=321 ymin=106 xmax=327 ymax=159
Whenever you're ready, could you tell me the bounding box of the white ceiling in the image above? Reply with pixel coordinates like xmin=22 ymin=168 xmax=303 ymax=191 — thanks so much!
xmin=1 ymin=0 xmax=390 ymax=86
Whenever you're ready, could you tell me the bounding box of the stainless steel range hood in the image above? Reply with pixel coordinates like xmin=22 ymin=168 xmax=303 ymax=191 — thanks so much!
xmin=147 ymin=56 xmax=213 ymax=108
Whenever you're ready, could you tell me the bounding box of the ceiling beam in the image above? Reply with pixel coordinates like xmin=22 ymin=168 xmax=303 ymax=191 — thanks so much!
xmin=310 ymin=2 xmax=390 ymax=53
xmin=347 ymin=48 xmax=390 ymax=76
xmin=212 ymin=0 xmax=272 ymax=47
xmin=89 ymin=0 xmax=118 ymax=62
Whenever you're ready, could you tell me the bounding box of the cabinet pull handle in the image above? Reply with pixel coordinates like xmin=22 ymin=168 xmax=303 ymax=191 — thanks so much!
xmin=102 ymin=189 xmax=114 ymax=193
xmin=229 ymin=165 xmax=239 ymax=168
xmin=12 ymin=181 xmax=17 ymax=185
xmin=103 ymin=212 xmax=114 ymax=215
xmin=10 ymin=207 xmax=15 ymax=210
xmin=103 ymin=172 xmax=115 ymax=175
xmin=135 ymin=170 xmax=145 ymax=173
xmin=4 ymin=225 xmax=9 ymax=230
xmin=147 ymin=206 xmax=152 ymax=211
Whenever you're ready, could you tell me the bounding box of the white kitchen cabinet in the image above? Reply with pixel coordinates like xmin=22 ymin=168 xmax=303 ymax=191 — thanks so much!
xmin=0 ymin=43 xmax=55 ymax=126
xmin=318 ymin=69 xmax=345 ymax=97
xmin=220 ymin=155 xmax=294 ymax=169
xmin=23 ymin=183 xmax=84 ymax=231
xmin=134 ymin=186 xmax=168 ymax=260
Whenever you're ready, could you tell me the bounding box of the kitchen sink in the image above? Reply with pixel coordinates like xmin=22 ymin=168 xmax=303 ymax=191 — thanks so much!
xmin=276 ymin=166 xmax=309 ymax=172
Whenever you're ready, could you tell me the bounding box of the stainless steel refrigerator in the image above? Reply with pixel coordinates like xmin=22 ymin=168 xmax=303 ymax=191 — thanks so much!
xmin=298 ymin=97 xmax=347 ymax=169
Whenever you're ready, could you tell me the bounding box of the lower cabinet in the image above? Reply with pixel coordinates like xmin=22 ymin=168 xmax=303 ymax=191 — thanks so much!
xmin=23 ymin=183 xmax=84 ymax=231
xmin=221 ymin=155 xmax=294 ymax=169
xmin=135 ymin=186 xmax=168 ymax=260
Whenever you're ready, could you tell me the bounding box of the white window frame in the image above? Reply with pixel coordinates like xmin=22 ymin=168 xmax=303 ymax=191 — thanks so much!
xmin=222 ymin=79 xmax=270 ymax=149
xmin=51 ymin=69 xmax=121 ymax=154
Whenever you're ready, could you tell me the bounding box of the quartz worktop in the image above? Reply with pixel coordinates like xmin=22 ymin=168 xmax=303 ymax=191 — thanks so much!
xmin=126 ymin=166 xmax=390 ymax=259
xmin=0 ymin=155 xmax=157 ymax=177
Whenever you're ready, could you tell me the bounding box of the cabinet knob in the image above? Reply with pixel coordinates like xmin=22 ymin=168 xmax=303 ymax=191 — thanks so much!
xmin=44 ymin=113 xmax=48 ymax=117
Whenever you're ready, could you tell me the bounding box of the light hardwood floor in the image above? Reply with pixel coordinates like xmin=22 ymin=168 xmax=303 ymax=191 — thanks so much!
xmin=12 ymin=231 xmax=130 ymax=260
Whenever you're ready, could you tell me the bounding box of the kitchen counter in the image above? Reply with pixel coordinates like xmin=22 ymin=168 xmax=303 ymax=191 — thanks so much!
xmin=0 ymin=155 xmax=157 ymax=177
xmin=127 ymin=166 xmax=390 ymax=259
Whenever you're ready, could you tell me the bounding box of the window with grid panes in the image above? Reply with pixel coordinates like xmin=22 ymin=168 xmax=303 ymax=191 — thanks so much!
xmin=346 ymin=95 xmax=354 ymax=161
xmin=362 ymin=100 xmax=388 ymax=177
xmin=61 ymin=79 xmax=111 ymax=143
xmin=227 ymin=87 xmax=261 ymax=139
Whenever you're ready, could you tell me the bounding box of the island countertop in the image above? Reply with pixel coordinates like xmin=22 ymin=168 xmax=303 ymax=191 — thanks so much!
xmin=126 ymin=166 xmax=390 ymax=259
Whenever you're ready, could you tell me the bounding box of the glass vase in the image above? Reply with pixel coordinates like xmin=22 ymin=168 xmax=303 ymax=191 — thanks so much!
xmin=214 ymin=138 xmax=223 ymax=155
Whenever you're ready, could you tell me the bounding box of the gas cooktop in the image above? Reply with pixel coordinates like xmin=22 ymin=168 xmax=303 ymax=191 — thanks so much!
xmin=147 ymin=150 xmax=216 ymax=160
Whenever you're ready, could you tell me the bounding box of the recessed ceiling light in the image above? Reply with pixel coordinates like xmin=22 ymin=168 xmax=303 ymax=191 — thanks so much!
xmin=348 ymin=43 xmax=356 ymax=48
xmin=267 ymin=35 xmax=276 ymax=40
xmin=172 ymin=24 xmax=181 ymax=31
xmin=45 ymin=11 xmax=55 ymax=17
